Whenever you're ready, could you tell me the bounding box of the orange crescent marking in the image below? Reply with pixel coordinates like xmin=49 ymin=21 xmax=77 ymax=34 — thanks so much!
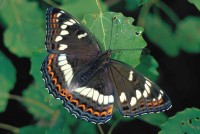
xmin=52 ymin=77 xmax=57 ymax=85
xmin=147 ymin=101 xmax=153 ymax=107
xmin=52 ymin=24 xmax=57 ymax=28
xmin=66 ymin=93 xmax=72 ymax=100
xmin=52 ymin=30 xmax=57 ymax=34
xmin=93 ymin=111 xmax=100 ymax=117
xmin=108 ymin=106 xmax=113 ymax=115
xmin=101 ymin=111 xmax=107 ymax=117
xmin=158 ymin=99 xmax=164 ymax=104
xmin=70 ymin=99 xmax=79 ymax=106
xmin=153 ymin=101 xmax=158 ymax=106
xmin=86 ymin=108 xmax=93 ymax=114
xmin=53 ymin=14 xmax=57 ymax=17
xmin=78 ymin=104 xmax=86 ymax=111
xmin=47 ymin=65 xmax=52 ymax=72
xmin=56 ymin=84 xmax=61 ymax=92
xmin=60 ymin=89 xmax=68 ymax=96
xmin=49 ymin=72 xmax=54 ymax=78
xmin=52 ymin=14 xmax=57 ymax=23
xmin=47 ymin=59 xmax=52 ymax=65
xmin=49 ymin=54 xmax=55 ymax=59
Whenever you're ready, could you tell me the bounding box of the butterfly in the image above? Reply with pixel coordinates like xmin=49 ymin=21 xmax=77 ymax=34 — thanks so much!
xmin=41 ymin=7 xmax=172 ymax=124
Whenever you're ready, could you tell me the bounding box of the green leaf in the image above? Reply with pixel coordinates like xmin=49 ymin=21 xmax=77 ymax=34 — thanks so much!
xmin=139 ymin=113 xmax=168 ymax=127
xmin=0 ymin=51 xmax=16 ymax=112
xmin=60 ymin=0 xmax=108 ymax=20
xmin=1 ymin=0 xmax=44 ymax=57
xmin=136 ymin=0 xmax=150 ymax=5
xmin=144 ymin=13 xmax=180 ymax=57
xmin=124 ymin=0 xmax=139 ymax=11
xmin=188 ymin=0 xmax=200 ymax=11
xmin=83 ymin=12 xmax=146 ymax=67
xmin=20 ymin=126 xmax=47 ymax=134
xmin=136 ymin=55 xmax=159 ymax=82
xmin=74 ymin=121 xmax=97 ymax=134
xmin=20 ymin=108 xmax=96 ymax=134
xmin=175 ymin=16 xmax=200 ymax=53
xmin=23 ymin=51 xmax=62 ymax=119
xmin=159 ymin=108 xmax=200 ymax=134
xmin=4 ymin=24 xmax=44 ymax=57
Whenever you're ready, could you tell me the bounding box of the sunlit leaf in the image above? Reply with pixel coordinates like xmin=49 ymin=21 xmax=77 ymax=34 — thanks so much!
xmin=60 ymin=0 xmax=108 ymax=20
xmin=83 ymin=12 xmax=146 ymax=67
xmin=20 ymin=126 xmax=47 ymax=134
xmin=0 ymin=0 xmax=44 ymax=57
xmin=0 ymin=51 xmax=16 ymax=112
xmin=23 ymin=51 xmax=62 ymax=119
xmin=159 ymin=108 xmax=200 ymax=134
xmin=188 ymin=0 xmax=200 ymax=11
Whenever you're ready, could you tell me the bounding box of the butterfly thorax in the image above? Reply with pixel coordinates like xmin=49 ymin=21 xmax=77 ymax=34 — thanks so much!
xmin=76 ymin=50 xmax=112 ymax=85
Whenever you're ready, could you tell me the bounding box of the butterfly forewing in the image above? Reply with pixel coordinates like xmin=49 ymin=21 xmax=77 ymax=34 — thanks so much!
xmin=108 ymin=60 xmax=171 ymax=117
xmin=45 ymin=7 xmax=100 ymax=56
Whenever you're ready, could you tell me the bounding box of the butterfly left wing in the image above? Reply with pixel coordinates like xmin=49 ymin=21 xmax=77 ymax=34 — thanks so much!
xmin=108 ymin=60 xmax=172 ymax=117
xmin=42 ymin=56 xmax=114 ymax=124
xmin=45 ymin=7 xmax=100 ymax=56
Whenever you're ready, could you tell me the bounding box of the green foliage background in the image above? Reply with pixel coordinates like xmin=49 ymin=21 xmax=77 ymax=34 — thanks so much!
xmin=0 ymin=0 xmax=200 ymax=134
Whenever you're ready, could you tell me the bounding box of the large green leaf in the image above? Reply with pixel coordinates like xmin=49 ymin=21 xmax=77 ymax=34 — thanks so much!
xmin=139 ymin=113 xmax=168 ymax=127
xmin=60 ymin=0 xmax=108 ymax=20
xmin=20 ymin=108 xmax=96 ymax=134
xmin=175 ymin=16 xmax=200 ymax=53
xmin=0 ymin=0 xmax=44 ymax=57
xmin=0 ymin=51 xmax=16 ymax=112
xmin=83 ymin=12 xmax=146 ymax=67
xmin=188 ymin=0 xmax=200 ymax=11
xmin=136 ymin=55 xmax=159 ymax=82
xmin=23 ymin=51 xmax=62 ymax=119
xmin=144 ymin=13 xmax=180 ymax=57
xmin=20 ymin=125 xmax=47 ymax=134
xmin=159 ymin=108 xmax=200 ymax=134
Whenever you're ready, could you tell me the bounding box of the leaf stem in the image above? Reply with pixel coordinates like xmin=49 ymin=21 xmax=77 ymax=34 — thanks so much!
xmin=97 ymin=124 xmax=104 ymax=134
xmin=96 ymin=0 xmax=103 ymax=15
xmin=0 ymin=94 xmax=54 ymax=114
xmin=155 ymin=1 xmax=180 ymax=24
xmin=108 ymin=117 xmax=123 ymax=134
xmin=44 ymin=0 xmax=60 ymax=8
xmin=137 ymin=3 xmax=152 ymax=27
xmin=0 ymin=123 xmax=19 ymax=134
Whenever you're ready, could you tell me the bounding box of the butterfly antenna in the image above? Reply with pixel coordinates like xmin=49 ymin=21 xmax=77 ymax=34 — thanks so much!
xmin=112 ymin=48 xmax=150 ymax=55
xmin=109 ymin=16 xmax=116 ymax=50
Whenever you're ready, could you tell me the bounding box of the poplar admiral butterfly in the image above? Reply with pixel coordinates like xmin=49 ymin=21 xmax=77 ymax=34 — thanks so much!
xmin=41 ymin=7 xmax=172 ymax=124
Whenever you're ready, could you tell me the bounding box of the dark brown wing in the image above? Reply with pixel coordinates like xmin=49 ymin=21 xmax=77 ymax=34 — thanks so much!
xmin=108 ymin=60 xmax=172 ymax=117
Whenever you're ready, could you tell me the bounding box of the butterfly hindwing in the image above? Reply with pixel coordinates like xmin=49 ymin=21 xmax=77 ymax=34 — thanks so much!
xmin=41 ymin=54 xmax=114 ymax=123
xmin=45 ymin=7 xmax=100 ymax=56
xmin=108 ymin=60 xmax=171 ymax=117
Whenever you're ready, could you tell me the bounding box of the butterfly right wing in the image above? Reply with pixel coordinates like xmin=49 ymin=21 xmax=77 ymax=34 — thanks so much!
xmin=108 ymin=60 xmax=172 ymax=117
